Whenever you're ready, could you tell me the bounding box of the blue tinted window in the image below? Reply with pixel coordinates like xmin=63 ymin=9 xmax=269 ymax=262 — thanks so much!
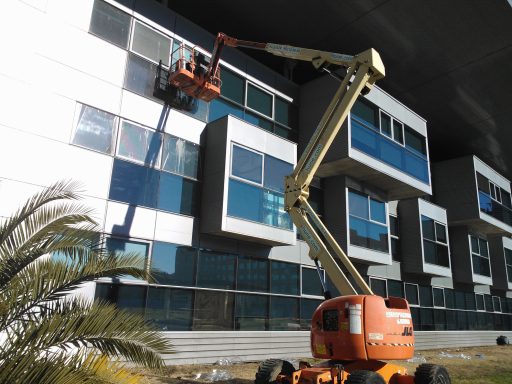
xmin=264 ymin=155 xmax=293 ymax=193
xmin=145 ymin=287 xmax=193 ymax=331
xmin=247 ymin=83 xmax=272 ymax=118
xmin=232 ymin=145 xmax=262 ymax=183
xmin=109 ymin=159 xmax=159 ymax=208
xmin=220 ymin=68 xmax=245 ymax=104
xmin=351 ymin=117 xmax=429 ymax=184
xmin=348 ymin=190 xmax=369 ymax=219
xmin=150 ymin=242 xmax=196 ymax=286
xmin=227 ymin=179 xmax=262 ymax=222
xmin=237 ymin=256 xmax=268 ymax=292
xmin=352 ymin=99 xmax=378 ymax=128
xmin=275 ymin=97 xmax=293 ymax=127
xmin=197 ymin=250 xmax=236 ymax=290
xmin=106 ymin=237 xmax=149 ymax=281
xmin=208 ymin=98 xmax=243 ymax=122
xmin=370 ymin=198 xmax=386 ymax=224
xmin=158 ymin=171 xmax=197 ymax=216
xmin=271 ymin=261 xmax=299 ymax=295
xmin=227 ymin=180 xmax=291 ymax=230
xmin=349 ymin=216 xmax=388 ymax=252
xmin=244 ymin=111 xmax=273 ymax=131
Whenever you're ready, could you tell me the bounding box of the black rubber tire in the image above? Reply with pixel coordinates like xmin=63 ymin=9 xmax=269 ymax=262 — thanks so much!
xmin=254 ymin=359 xmax=295 ymax=384
xmin=345 ymin=370 xmax=386 ymax=384
xmin=414 ymin=364 xmax=451 ymax=384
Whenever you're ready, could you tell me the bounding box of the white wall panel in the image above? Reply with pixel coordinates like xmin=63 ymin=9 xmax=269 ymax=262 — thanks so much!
xmin=104 ymin=201 xmax=156 ymax=240
xmin=46 ymin=0 xmax=94 ymax=31
xmin=165 ymin=109 xmax=205 ymax=145
xmin=0 ymin=75 xmax=75 ymax=143
xmin=0 ymin=127 xmax=113 ymax=199
xmin=120 ymin=90 xmax=166 ymax=130
xmin=154 ymin=211 xmax=195 ymax=245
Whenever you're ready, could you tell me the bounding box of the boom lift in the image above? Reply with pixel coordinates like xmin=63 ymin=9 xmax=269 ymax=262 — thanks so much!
xmin=167 ymin=33 xmax=450 ymax=384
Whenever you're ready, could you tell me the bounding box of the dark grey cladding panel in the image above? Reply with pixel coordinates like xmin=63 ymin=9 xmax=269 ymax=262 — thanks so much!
xmin=173 ymin=13 xmax=215 ymax=52
xmin=431 ymin=157 xmax=479 ymax=224
xmin=199 ymin=117 xmax=229 ymax=235
xmin=133 ymin=0 xmax=176 ymax=31
xmin=488 ymin=236 xmax=508 ymax=290
xmin=115 ymin=0 xmax=135 ymax=10
xmin=397 ymin=199 xmax=422 ymax=274
xmin=323 ymin=175 xmax=348 ymax=251
xmin=449 ymin=226 xmax=473 ymax=284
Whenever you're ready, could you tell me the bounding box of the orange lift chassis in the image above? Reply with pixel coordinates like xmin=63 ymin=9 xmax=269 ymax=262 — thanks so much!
xmin=167 ymin=33 xmax=451 ymax=384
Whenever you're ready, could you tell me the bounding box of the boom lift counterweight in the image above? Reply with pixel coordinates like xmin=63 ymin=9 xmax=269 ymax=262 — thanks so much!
xmin=167 ymin=33 xmax=451 ymax=384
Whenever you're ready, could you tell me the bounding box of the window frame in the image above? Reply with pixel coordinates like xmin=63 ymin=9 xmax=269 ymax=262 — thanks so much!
xmin=369 ymin=276 xmax=387 ymax=297
xmin=475 ymin=293 xmax=486 ymax=312
xmin=301 ymin=266 xmax=325 ymax=298
xmin=348 ymin=190 xmax=388 ymax=226
xmin=70 ymin=102 xmax=119 ymax=155
xmin=404 ymin=283 xmax=420 ymax=307
xmin=504 ymin=247 xmax=512 ymax=284
xmin=245 ymin=81 xmax=275 ymax=120
xmin=420 ymin=215 xmax=450 ymax=267
xmin=469 ymin=234 xmax=491 ymax=277
xmin=492 ymin=296 xmax=502 ymax=313
xmin=230 ymin=143 xmax=264 ymax=187
xmin=129 ymin=19 xmax=172 ymax=66
xmin=116 ymin=119 xmax=162 ymax=168
xmin=103 ymin=235 xmax=152 ymax=282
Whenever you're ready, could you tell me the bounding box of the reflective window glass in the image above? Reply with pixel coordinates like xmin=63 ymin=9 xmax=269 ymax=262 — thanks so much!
xmin=232 ymin=145 xmax=262 ymax=184
xmin=476 ymin=294 xmax=485 ymax=311
xmin=227 ymin=179 xmax=262 ymax=223
xmin=117 ymin=121 xmax=161 ymax=167
xmin=247 ymin=83 xmax=272 ymax=118
xmin=466 ymin=293 xmax=477 ymax=311
xmin=208 ymin=98 xmax=244 ymax=122
xmin=197 ymin=250 xmax=235 ymax=290
xmin=352 ymin=99 xmax=377 ymax=128
xmin=421 ymin=216 xmax=435 ymax=241
xmin=393 ymin=120 xmax=404 ymax=144
xmin=380 ymin=111 xmax=392 ymax=137
xmin=109 ymin=159 xmax=159 ymax=208
xmin=264 ymin=155 xmax=293 ymax=193
xmin=348 ymin=190 xmax=369 ymax=219
xmin=419 ymin=285 xmax=433 ymax=307
xmin=244 ymin=111 xmax=273 ymax=131
xmin=158 ymin=168 xmax=198 ymax=216
xmin=106 ymin=237 xmax=149 ymax=281
xmin=433 ymin=288 xmax=445 ymax=307
xmin=484 ymin=295 xmax=494 ymax=312
xmin=235 ymin=294 xmax=268 ymax=331
xmin=387 ymin=280 xmax=403 ymax=298
xmin=404 ymin=126 xmax=427 ymax=156
xmin=124 ymin=53 xmax=160 ymax=101
xmin=389 ymin=215 xmax=398 ymax=237
xmin=237 ymin=256 xmax=268 ymax=292
xmin=150 ymin=242 xmax=196 ymax=286
xmin=370 ymin=198 xmax=386 ymax=224
xmin=270 ymin=296 xmax=299 ymax=331
xmin=300 ymin=299 xmax=321 ymax=330
xmin=193 ymin=290 xmax=234 ymax=331
xmin=370 ymin=278 xmax=387 ymax=297
xmin=95 ymin=283 xmax=146 ymax=315
xmin=349 ymin=216 xmax=388 ymax=252
xmin=505 ymin=248 xmax=512 ymax=283
xmin=444 ymin=289 xmax=455 ymax=309
xmin=435 ymin=222 xmax=447 ymax=243
xmin=131 ymin=21 xmax=171 ymax=66
xmin=220 ymin=68 xmax=244 ymax=104
xmin=479 ymin=238 xmax=489 ymax=257
xmin=89 ymin=0 xmax=131 ymax=48
xmin=405 ymin=283 xmax=419 ymax=305
xmin=72 ymin=104 xmax=117 ymax=154
xmin=302 ymin=268 xmax=323 ymax=296
xmin=161 ymin=135 xmax=199 ymax=179
xmin=470 ymin=235 xmax=479 ymax=253
xmin=145 ymin=287 xmax=193 ymax=331
xmin=271 ymin=261 xmax=299 ymax=295
xmin=275 ymin=97 xmax=293 ymax=127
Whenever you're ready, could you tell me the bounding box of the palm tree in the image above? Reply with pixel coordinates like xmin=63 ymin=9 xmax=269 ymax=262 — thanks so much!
xmin=0 ymin=181 xmax=173 ymax=383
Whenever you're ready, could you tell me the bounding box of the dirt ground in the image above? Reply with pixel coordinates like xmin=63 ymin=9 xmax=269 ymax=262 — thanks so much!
xmin=138 ymin=345 xmax=512 ymax=384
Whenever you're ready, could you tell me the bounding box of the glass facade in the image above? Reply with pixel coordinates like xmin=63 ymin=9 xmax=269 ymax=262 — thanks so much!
xmin=470 ymin=235 xmax=491 ymax=277
xmin=89 ymin=0 xmax=131 ymax=48
xmin=477 ymin=173 xmax=512 ymax=226
xmin=71 ymin=104 xmax=117 ymax=154
xmin=227 ymin=144 xmax=293 ymax=230
xmin=348 ymin=190 xmax=388 ymax=252
xmin=95 ymin=241 xmax=324 ymax=331
xmin=351 ymin=98 xmax=429 ymax=184
xmin=421 ymin=215 xmax=450 ymax=267
xmin=505 ymin=248 xmax=512 ymax=284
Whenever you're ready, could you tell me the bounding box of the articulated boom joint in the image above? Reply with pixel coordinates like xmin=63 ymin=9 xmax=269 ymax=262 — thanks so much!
xmin=284 ymin=175 xmax=308 ymax=212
